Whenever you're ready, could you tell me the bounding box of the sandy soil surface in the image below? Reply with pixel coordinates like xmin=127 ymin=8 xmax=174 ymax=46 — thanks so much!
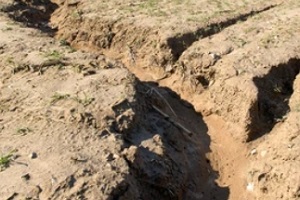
xmin=0 ymin=0 xmax=299 ymax=199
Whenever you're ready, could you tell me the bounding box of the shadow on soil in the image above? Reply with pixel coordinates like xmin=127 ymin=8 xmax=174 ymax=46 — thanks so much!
xmin=109 ymin=81 xmax=229 ymax=200
xmin=248 ymin=58 xmax=300 ymax=141
xmin=167 ymin=4 xmax=276 ymax=61
xmin=1 ymin=0 xmax=58 ymax=34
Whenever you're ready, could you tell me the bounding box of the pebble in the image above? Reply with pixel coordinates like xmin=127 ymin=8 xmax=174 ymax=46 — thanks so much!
xmin=83 ymin=69 xmax=96 ymax=76
xmin=26 ymin=185 xmax=42 ymax=199
xmin=106 ymin=153 xmax=115 ymax=161
xmin=29 ymin=152 xmax=37 ymax=159
xmin=246 ymin=182 xmax=254 ymax=191
xmin=250 ymin=149 xmax=257 ymax=155
xmin=165 ymin=64 xmax=173 ymax=73
xmin=21 ymin=173 xmax=30 ymax=181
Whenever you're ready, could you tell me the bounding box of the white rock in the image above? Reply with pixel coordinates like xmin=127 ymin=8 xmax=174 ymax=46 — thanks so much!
xmin=250 ymin=149 xmax=257 ymax=155
xmin=247 ymin=182 xmax=254 ymax=192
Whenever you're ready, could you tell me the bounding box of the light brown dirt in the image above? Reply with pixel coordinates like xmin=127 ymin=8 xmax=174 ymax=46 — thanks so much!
xmin=0 ymin=0 xmax=300 ymax=200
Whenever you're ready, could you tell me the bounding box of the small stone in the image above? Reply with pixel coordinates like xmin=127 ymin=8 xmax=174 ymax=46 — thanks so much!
xmin=98 ymin=129 xmax=110 ymax=138
xmin=21 ymin=173 xmax=30 ymax=181
xmin=29 ymin=152 xmax=37 ymax=159
xmin=208 ymin=51 xmax=221 ymax=60
xmin=106 ymin=153 xmax=115 ymax=161
xmin=165 ymin=64 xmax=173 ymax=73
xmin=250 ymin=149 xmax=257 ymax=155
xmin=26 ymin=185 xmax=42 ymax=199
xmin=246 ymin=182 xmax=254 ymax=191
xmin=83 ymin=69 xmax=96 ymax=76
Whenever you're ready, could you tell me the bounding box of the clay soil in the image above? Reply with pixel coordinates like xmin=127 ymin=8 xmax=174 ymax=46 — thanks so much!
xmin=0 ymin=0 xmax=299 ymax=199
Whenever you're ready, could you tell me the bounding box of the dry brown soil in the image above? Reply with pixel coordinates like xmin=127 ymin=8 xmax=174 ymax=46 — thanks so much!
xmin=0 ymin=0 xmax=299 ymax=200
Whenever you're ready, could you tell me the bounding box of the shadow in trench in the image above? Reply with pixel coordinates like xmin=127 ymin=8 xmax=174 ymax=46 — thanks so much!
xmin=248 ymin=58 xmax=300 ymax=141
xmin=1 ymin=0 xmax=58 ymax=34
xmin=109 ymin=81 xmax=229 ymax=200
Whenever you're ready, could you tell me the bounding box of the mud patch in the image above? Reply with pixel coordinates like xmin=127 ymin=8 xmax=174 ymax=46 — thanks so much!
xmin=248 ymin=58 xmax=300 ymax=141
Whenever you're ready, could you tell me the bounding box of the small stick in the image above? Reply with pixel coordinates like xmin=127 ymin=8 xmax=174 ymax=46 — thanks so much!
xmin=170 ymin=118 xmax=192 ymax=135
xmin=152 ymin=105 xmax=193 ymax=135
xmin=152 ymin=105 xmax=169 ymax=118
xmin=149 ymin=86 xmax=177 ymax=117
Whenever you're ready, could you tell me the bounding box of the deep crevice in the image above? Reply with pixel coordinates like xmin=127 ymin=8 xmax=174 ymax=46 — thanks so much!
xmin=167 ymin=4 xmax=277 ymax=61
xmin=248 ymin=58 xmax=300 ymax=141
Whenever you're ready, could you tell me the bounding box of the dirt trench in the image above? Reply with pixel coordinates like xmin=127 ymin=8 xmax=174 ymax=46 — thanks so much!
xmin=1 ymin=0 xmax=300 ymax=200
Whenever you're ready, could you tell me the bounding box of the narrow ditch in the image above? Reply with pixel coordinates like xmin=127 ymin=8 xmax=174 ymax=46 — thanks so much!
xmin=1 ymin=1 xmax=231 ymax=199
xmin=248 ymin=58 xmax=300 ymax=141
xmin=3 ymin=1 xmax=297 ymax=199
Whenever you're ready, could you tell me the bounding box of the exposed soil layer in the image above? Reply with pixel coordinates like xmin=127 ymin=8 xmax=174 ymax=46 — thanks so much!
xmin=0 ymin=0 xmax=300 ymax=200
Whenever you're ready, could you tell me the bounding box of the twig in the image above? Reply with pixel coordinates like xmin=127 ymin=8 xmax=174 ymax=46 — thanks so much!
xmin=147 ymin=86 xmax=177 ymax=117
xmin=152 ymin=105 xmax=192 ymax=135
xmin=152 ymin=105 xmax=169 ymax=118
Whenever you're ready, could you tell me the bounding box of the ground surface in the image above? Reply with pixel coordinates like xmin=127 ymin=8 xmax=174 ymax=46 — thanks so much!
xmin=0 ymin=0 xmax=299 ymax=200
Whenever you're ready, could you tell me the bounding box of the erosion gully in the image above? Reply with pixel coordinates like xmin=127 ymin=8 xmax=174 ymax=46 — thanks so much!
xmin=2 ymin=1 xmax=254 ymax=199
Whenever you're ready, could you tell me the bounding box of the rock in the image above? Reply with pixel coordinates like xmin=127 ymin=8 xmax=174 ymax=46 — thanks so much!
xmin=208 ymin=52 xmax=221 ymax=61
xmin=247 ymin=182 xmax=254 ymax=192
xmin=98 ymin=129 xmax=110 ymax=138
xmin=26 ymin=185 xmax=42 ymax=199
xmin=21 ymin=173 xmax=30 ymax=181
xmin=106 ymin=153 xmax=115 ymax=162
xmin=83 ymin=69 xmax=96 ymax=76
xmin=250 ymin=149 xmax=257 ymax=155
xmin=29 ymin=152 xmax=38 ymax=159
xmin=165 ymin=64 xmax=173 ymax=73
